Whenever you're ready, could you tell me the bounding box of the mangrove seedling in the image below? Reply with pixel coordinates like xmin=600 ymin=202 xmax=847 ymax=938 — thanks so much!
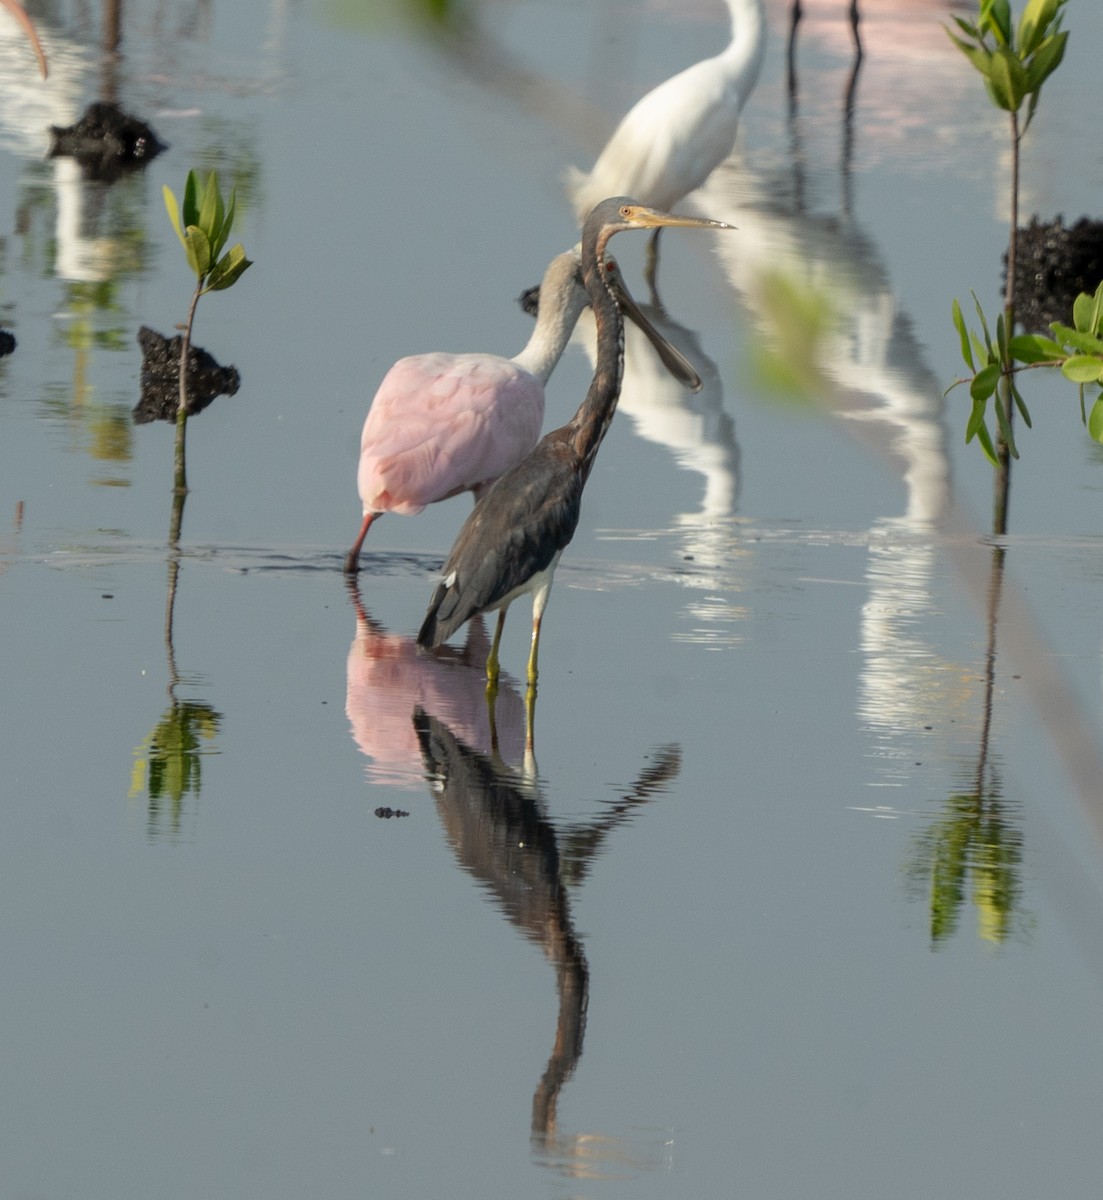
xmin=162 ymin=169 xmax=252 ymax=536
xmin=943 ymin=0 xmax=1069 ymax=499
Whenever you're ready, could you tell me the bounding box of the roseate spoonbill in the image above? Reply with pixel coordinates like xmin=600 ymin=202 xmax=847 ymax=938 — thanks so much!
xmin=566 ymin=0 xmax=765 ymax=297
xmin=416 ymin=198 xmax=731 ymax=702
xmin=343 ymin=251 xmax=699 ymax=574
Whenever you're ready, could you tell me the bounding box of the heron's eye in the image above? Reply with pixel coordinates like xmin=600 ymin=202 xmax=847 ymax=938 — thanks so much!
xmin=619 ymin=205 xmax=632 ymax=218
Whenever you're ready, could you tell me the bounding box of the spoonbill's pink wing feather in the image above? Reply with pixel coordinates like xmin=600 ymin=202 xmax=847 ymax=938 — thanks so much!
xmin=356 ymin=352 xmax=545 ymax=516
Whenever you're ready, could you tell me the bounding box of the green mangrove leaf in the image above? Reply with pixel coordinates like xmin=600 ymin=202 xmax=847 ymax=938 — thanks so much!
xmin=972 ymin=413 xmax=999 ymax=467
xmin=988 ymin=47 xmax=1027 ymax=109
xmin=952 ymin=298 xmax=975 ymax=370
xmin=993 ymin=393 xmax=1019 ymax=458
xmin=1011 ymin=379 xmax=1032 ymax=427
xmin=970 ymin=361 xmax=1001 ymax=403
xmin=198 ymin=171 xmax=224 ymax=245
xmin=212 ymin=188 xmax=238 ymax=262
xmin=184 ymin=225 xmax=211 ymax=279
xmin=1088 ymin=396 xmax=1103 ymax=443
xmin=947 ymin=32 xmax=994 ymax=79
xmin=966 ymin=393 xmax=989 ymax=441
xmin=1008 ymin=333 xmax=1065 ymax=362
xmin=1051 ymin=323 xmax=1103 ymax=356
xmin=996 ymin=309 xmax=1008 ymax=364
xmin=204 ymin=243 xmax=253 ymax=292
xmin=1090 ymin=281 xmax=1103 ymax=336
xmin=949 ymin=15 xmax=982 ymax=44
xmin=1018 ymin=0 xmax=1062 ymax=58
xmin=973 ymin=292 xmax=994 ymax=353
xmin=982 ymin=0 xmax=1012 ymax=46
xmin=1024 ymin=29 xmax=1067 ymax=90
xmin=163 ymin=185 xmax=185 ymax=247
xmin=182 ymin=169 xmax=200 ymax=231
xmin=1072 ymin=292 xmax=1094 ymax=333
xmin=969 ymin=331 xmax=990 ymax=367
xmin=1061 ymin=355 xmax=1103 ymax=384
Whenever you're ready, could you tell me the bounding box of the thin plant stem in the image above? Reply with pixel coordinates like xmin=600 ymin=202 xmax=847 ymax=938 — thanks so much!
xmin=170 ymin=279 xmax=204 ymax=545
xmin=993 ymin=108 xmax=1021 ymax=537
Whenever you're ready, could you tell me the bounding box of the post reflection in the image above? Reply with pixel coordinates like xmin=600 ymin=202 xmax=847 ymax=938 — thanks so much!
xmin=412 ymin=704 xmax=680 ymax=1176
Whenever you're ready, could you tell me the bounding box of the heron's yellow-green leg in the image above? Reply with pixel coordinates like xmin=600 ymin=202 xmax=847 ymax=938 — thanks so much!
xmin=485 ymin=608 xmax=507 ymax=696
xmin=524 ymin=680 xmax=537 ymax=754
xmin=526 ymin=612 xmax=544 ymax=691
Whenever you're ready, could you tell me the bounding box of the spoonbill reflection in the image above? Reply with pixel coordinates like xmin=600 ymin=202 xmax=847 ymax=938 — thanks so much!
xmin=345 ymin=585 xmax=527 ymax=789
xmin=344 ymin=252 xmax=700 ymax=573
xmin=417 ymin=199 xmax=731 ymax=701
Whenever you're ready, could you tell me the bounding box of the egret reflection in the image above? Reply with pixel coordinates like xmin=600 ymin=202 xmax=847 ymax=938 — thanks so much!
xmin=413 ymin=704 xmax=680 ymax=1172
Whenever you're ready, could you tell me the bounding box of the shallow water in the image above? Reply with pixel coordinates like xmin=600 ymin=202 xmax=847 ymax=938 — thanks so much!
xmin=3 ymin=1 xmax=1103 ymax=1197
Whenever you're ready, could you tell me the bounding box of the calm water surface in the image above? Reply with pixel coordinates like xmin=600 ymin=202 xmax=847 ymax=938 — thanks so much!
xmin=3 ymin=1 xmax=1103 ymax=1197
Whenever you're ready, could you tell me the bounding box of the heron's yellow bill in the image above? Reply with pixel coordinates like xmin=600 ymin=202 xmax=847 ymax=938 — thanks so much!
xmin=619 ymin=203 xmax=733 ymax=232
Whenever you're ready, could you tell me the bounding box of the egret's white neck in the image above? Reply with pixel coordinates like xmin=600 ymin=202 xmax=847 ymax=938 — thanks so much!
xmin=511 ymin=252 xmax=587 ymax=384
xmin=721 ymin=0 xmax=767 ymax=86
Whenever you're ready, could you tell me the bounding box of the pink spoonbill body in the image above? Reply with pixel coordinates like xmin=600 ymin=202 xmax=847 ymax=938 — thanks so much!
xmin=343 ymin=251 xmax=588 ymax=574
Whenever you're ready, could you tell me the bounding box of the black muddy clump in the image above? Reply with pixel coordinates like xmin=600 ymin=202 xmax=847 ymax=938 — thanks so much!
xmin=0 ymin=329 xmax=15 ymax=357
xmin=1010 ymin=215 xmax=1103 ymax=332
xmin=133 ymin=326 xmax=241 ymax=424
xmin=48 ymin=102 xmax=166 ymax=181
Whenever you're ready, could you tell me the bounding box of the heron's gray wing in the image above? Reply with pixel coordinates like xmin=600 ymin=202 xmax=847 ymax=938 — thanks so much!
xmin=418 ymin=438 xmax=584 ymax=647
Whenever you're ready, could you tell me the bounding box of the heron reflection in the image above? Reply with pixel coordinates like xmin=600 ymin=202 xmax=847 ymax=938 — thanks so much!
xmin=412 ymin=704 xmax=680 ymax=1169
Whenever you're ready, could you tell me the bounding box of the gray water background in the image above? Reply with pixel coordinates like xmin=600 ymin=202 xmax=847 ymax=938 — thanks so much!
xmin=3 ymin=1 xmax=1103 ymax=1197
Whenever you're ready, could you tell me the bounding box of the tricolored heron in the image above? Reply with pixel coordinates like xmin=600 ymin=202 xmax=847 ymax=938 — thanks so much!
xmin=344 ymin=251 xmax=699 ymax=574
xmin=417 ymin=197 xmax=731 ymax=702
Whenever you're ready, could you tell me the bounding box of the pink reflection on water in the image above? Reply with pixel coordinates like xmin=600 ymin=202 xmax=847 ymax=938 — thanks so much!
xmin=345 ymin=588 xmax=526 ymax=791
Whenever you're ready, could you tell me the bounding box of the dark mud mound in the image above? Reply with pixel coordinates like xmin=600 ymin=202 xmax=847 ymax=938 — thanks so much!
xmin=49 ymin=102 xmax=166 ymax=181
xmin=133 ymin=326 xmax=241 ymax=424
xmin=1012 ymin=215 xmax=1103 ymax=332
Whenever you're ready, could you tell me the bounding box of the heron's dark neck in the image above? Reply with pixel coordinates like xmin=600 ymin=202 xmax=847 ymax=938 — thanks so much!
xmin=569 ymin=227 xmax=624 ymax=480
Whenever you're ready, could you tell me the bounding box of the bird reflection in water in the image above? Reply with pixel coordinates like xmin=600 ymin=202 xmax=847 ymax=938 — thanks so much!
xmin=412 ymin=705 xmax=681 ymax=1177
xmin=345 ymin=580 xmax=528 ymax=790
